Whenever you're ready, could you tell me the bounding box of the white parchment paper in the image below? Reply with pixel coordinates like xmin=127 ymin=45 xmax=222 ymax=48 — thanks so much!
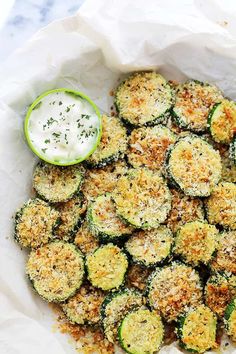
xmin=0 ymin=0 xmax=236 ymax=353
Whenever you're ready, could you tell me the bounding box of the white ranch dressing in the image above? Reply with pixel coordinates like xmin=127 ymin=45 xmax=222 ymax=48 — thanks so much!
xmin=28 ymin=91 xmax=101 ymax=164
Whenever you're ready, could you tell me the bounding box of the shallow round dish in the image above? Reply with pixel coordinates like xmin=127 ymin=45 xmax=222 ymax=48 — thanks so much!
xmin=24 ymin=88 xmax=102 ymax=166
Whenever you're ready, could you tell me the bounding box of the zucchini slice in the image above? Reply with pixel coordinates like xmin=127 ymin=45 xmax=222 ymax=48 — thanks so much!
xmin=166 ymin=135 xmax=222 ymax=197
xmin=208 ymin=99 xmax=236 ymax=144
xmin=83 ymin=160 xmax=128 ymax=201
xmin=86 ymin=115 xmax=128 ymax=167
xmin=55 ymin=195 xmax=87 ymax=241
xmin=118 ymin=308 xmax=164 ymax=354
xmin=221 ymin=145 xmax=236 ymax=183
xmin=126 ymin=264 xmax=152 ymax=292
xmin=165 ymin=189 xmax=204 ymax=233
xmin=174 ymin=221 xmax=218 ymax=267
xmin=127 ymin=125 xmax=176 ymax=171
xmin=224 ymin=298 xmax=236 ymax=342
xmin=205 ymin=273 xmax=236 ymax=317
xmin=210 ymin=230 xmax=236 ymax=274
xmin=86 ymin=243 xmax=128 ymax=291
xmin=125 ymin=226 xmax=173 ymax=267
xmin=62 ymin=283 xmax=105 ymax=326
xmin=148 ymin=262 xmax=203 ymax=322
xmin=26 ymin=241 xmax=84 ymax=302
xmin=113 ymin=168 xmax=171 ymax=229
xmin=176 ymin=305 xmax=217 ymax=353
xmin=101 ymin=288 xmax=144 ymax=343
xmin=230 ymin=136 xmax=236 ymax=165
xmin=87 ymin=193 xmax=134 ymax=243
xmin=205 ymin=182 xmax=236 ymax=230
xmin=74 ymin=220 xmax=99 ymax=255
xmin=115 ymin=72 xmax=173 ymax=127
xmin=172 ymin=80 xmax=223 ymax=132
xmin=14 ymin=198 xmax=59 ymax=249
xmin=33 ymin=162 xmax=84 ymax=203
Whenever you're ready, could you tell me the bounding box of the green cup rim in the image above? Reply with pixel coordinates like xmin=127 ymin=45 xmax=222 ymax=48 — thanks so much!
xmin=24 ymin=88 xmax=102 ymax=166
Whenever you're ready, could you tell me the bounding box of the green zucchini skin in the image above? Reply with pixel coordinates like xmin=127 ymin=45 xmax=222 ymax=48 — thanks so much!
xmin=87 ymin=193 xmax=134 ymax=243
xmin=33 ymin=162 xmax=85 ymax=203
xmin=14 ymin=198 xmax=60 ymax=249
xmin=113 ymin=168 xmax=172 ymax=229
xmin=85 ymin=243 xmax=129 ymax=291
xmin=204 ymin=272 xmax=236 ymax=318
xmin=62 ymin=283 xmax=105 ymax=326
xmin=224 ymin=298 xmax=236 ymax=341
xmin=176 ymin=305 xmax=217 ymax=353
xmin=124 ymin=226 xmax=174 ymax=267
xmin=165 ymin=135 xmax=222 ymax=197
xmin=230 ymin=136 xmax=236 ymax=165
xmin=118 ymin=308 xmax=164 ymax=354
xmin=174 ymin=221 xmax=218 ymax=267
xmin=26 ymin=241 xmax=85 ymax=303
xmin=205 ymin=182 xmax=236 ymax=231
xmin=208 ymin=100 xmax=236 ymax=144
xmin=100 ymin=288 xmax=144 ymax=343
xmin=147 ymin=261 xmax=203 ymax=322
xmin=86 ymin=115 xmax=128 ymax=168
xmin=115 ymin=72 xmax=174 ymax=127
xmin=54 ymin=193 xmax=87 ymax=242
xmin=172 ymin=80 xmax=223 ymax=133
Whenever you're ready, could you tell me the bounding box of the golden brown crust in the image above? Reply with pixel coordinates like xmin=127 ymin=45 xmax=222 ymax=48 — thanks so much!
xmin=165 ymin=189 xmax=204 ymax=233
xmin=127 ymin=125 xmax=176 ymax=170
xmin=74 ymin=221 xmax=99 ymax=255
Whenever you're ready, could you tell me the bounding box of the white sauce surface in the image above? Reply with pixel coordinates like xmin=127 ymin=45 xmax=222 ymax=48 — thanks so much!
xmin=28 ymin=91 xmax=101 ymax=163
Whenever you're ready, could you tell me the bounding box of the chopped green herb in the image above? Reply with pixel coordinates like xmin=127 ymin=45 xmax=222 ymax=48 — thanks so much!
xmin=59 ymin=101 xmax=63 ymax=106
xmin=81 ymin=114 xmax=90 ymax=120
xmin=44 ymin=139 xmax=50 ymax=144
xmin=52 ymin=132 xmax=61 ymax=138
xmin=41 ymin=148 xmax=47 ymax=153
xmin=47 ymin=117 xmax=58 ymax=126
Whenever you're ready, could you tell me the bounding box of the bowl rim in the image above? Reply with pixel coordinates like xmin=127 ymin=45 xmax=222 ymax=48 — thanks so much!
xmin=24 ymin=87 xmax=102 ymax=166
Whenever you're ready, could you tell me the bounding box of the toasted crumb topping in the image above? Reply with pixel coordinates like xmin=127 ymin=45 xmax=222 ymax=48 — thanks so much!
xmin=210 ymin=231 xmax=236 ymax=274
xmin=33 ymin=163 xmax=84 ymax=203
xmin=210 ymin=100 xmax=236 ymax=144
xmin=102 ymin=289 xmax=144 ymax=343
xmin=55 ymin=195 xmax=87 ymax=241
xmin=126 ymin=264 xmax=151 ymax=291
xmin=87 ymin=115 xmax=127 ymax=166
xmin=206 ymin=182 xmax=236 ymax=230
xmin=173 ymin=80 xmax=223 ymax=131
xmin=167 ymin=135 xmax=222 ymax=196
xmin=120 ymin=308 xmax=164 ymax=353
xmin=15 ymin=198 xmax=59 ymax=249
xmin=74 ymin=221 xmax=99 ymax=255
xmin=83 ymin=161 xmax=128 ymax=201
xmin=174 ymin=221 xmax=218 ymax=266
xmin=115 ymin=72 xmax=173 ymax=126
xmin=113 ymin=168 xmax=171 ymax=229
xmin=165 ymin=189 xmax=204 ymax=233
xmin=127 ymin=125 xmax=176 ymax=171
xmin=220 ymin=145 xmax=236 ymax=183
xmin=88 ymin=193 xmax=134 ymax=239
xmin=26 ymin=241 xmax=84 ymax=302
xmin=180 ymin=305 xmax=217 ymax=353
xmin=55 ymin=305 xmax=114 ymax=354
xmin=125 ymin=226 xmax=173 ymax=266
xmin=86 ymin=244 xmax=128 ymax=291
xmin=148 ymin=262 xmax=203 ymax=322
xmin=63 ymin=283 xmax=105 ymax=325
xmin=205 ymin=273 xmax=236 ymax=317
